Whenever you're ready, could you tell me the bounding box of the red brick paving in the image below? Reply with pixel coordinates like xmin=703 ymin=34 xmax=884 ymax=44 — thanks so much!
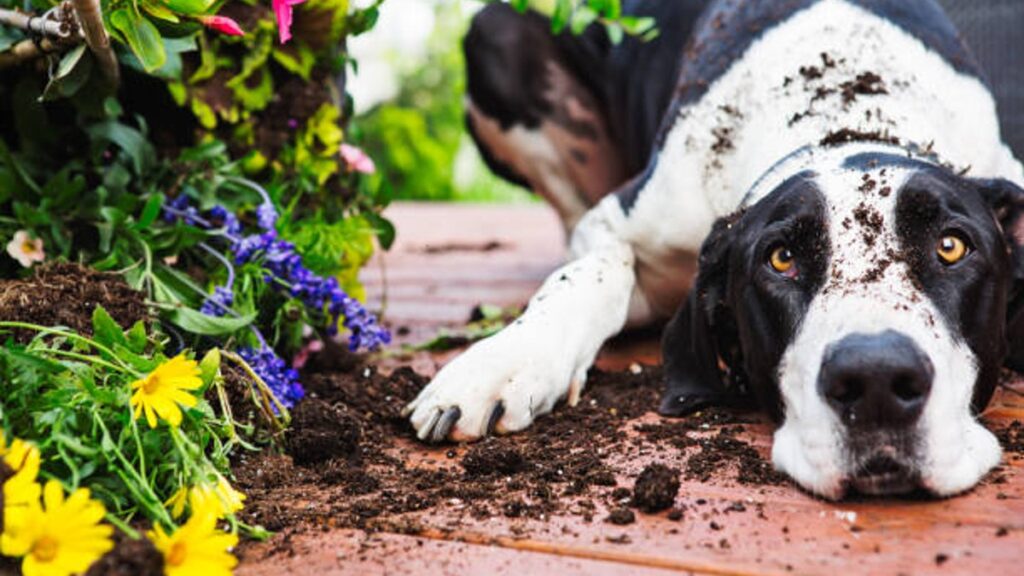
xmin=238 ymin=203 xmax=1024 ymax=575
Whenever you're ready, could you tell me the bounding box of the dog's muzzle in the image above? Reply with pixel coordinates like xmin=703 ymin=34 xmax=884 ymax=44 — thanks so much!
xmin=818 ymin=330 xmax=934 ymax=494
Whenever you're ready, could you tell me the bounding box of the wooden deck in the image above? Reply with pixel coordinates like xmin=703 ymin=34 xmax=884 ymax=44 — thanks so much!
xmin=238 ymin=202 xmax=1024 ymax=576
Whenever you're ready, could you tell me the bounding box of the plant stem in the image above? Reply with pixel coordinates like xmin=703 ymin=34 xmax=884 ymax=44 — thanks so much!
xmin=70 ymin=0 xmax=118 ymax=88
xmin=0 ymin=321 xmax=140 ymax=375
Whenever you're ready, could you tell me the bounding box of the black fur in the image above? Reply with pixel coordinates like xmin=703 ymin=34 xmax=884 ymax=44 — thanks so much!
xmin=661 ymin=172 xmax=829 ymax=421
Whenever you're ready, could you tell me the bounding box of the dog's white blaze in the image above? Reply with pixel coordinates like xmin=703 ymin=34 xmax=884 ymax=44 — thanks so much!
xmin=771 ymin=165 xmax=1001 ymax=498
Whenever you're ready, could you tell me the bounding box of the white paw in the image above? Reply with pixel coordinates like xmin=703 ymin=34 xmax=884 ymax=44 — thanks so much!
xmin=404 ymin=324 xmax=589 ymax=443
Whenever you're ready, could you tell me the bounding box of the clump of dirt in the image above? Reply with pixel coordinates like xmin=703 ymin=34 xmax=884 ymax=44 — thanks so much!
xmin=462 ymin=439 xmax=527 ymax=477
xmin=840 ymin=72 xmax=887 ymax=105
xmin=84 ymin=532 xmax=163 ymax=576
xmin=607 ymin=507 xmax=636 ymax=525
xmin=686 ymin=428 xmax=788 ymax=486
xmin=0 ymin=263 xmax=148 ymax=341
xmin=632 ymin=464 xmax=680 ymax=512
xmin=820 ymin=128 xmax=899 ymax=147
xmin=285 ymin=399 xmax=362 ymax=466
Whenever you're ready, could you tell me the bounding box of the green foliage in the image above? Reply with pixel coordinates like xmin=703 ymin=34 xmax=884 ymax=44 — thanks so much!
xmin=499 ymin=0 xmax=657 ymax=42
xmin=0 ymin=308 xmax=279 ymax=534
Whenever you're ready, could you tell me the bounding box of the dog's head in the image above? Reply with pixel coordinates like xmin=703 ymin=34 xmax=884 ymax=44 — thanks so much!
xmin=661 ymin=145 xmax=1024 ymax=499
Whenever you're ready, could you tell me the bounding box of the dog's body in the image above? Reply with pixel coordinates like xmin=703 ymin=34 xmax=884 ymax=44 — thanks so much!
xmin=406 ymin=0 xmax=1024 ymax=498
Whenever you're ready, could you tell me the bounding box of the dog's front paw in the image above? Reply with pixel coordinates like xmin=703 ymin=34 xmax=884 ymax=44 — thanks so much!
xmin=404 ymin=326 xmax=587 ymax=443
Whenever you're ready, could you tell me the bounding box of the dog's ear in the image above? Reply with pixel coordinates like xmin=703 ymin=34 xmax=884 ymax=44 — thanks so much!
xmin=659 ymin=214 xmax=747 ymax=416
xmin=977 ymin=178 xmax=1024 ymax=370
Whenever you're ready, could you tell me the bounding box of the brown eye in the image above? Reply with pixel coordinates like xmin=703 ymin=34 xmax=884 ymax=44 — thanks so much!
xmin=769 ymin=246 xmax=796 ymax=275
xmin=936 ymin=235 xmax=968 ymax=265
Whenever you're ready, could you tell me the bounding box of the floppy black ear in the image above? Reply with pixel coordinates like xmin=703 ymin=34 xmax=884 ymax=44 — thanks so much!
xmin=977 ymin=178 xmax=1024 ymax=370
xmin=659 ymin=215 xmax=748 ymax=416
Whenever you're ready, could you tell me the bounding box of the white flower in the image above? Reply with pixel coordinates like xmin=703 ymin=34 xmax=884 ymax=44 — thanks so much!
xmin=6 ymin=231 xmax=45 ymax=268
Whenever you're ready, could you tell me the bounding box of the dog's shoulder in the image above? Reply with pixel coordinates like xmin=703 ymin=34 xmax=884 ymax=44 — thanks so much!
xmin=675 ymin=0 xmax=981 ymax=117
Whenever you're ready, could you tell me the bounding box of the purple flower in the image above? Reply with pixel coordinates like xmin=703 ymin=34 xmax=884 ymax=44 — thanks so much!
xmin=200 ymin=286 xmax=234 ymax=317
xmin=239 ymin=345 xmax=304 ymax=409
xmin=209 ymin=205 xmax=242 ymax=236
xmin=256 ymin=201 xmax=278 ymax=231
xmin=163 ymin=194 xmax=200 ymax=225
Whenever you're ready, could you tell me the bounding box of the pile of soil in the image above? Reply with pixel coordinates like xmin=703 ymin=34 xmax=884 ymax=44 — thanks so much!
xmin=233 ymin=359 xmax=786 ymax=559
xmin=0 ymin=262 xmax=148 ymax=341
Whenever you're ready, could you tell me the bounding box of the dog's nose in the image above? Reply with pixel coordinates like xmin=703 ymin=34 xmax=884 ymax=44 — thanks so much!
xmin=818 ymin=331 xmax=934 ymax=428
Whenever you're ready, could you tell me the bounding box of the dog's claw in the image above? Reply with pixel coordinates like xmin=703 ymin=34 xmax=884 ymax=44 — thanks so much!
xmin=417 ymin=408 xmax=442 ymax=441
xmin=429 ymin=406 xmax=462 ymax=443
xmin=485 ymin=401 xmax=505 ymax=436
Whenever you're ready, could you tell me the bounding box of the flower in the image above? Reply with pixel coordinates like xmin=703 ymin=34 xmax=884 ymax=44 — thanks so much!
xmin=5 ymin=231 xmax=45 ymax=268
xmin=1 ymin=480 xmax=113 ymax=576
xmin=273 ymin=0 xmax=306 ymax=44
xmin=339 ymin=143 xmax=376 ymax=174
xmin=1 ymin=434 xmax=42 ymax=545
xmin=149 ymin=501 xmax=238 ymax=576
xmin=255 ymin=201 xmax=278 ymax=231
xmin=129 ymin=355 xmax=203 ymax=428
xmin=199 ymin=15 xmax=245 ymax=36
xmin=239 ymin=346 xmax=304 ymax=409
xmin=200 ymin=286 xmax=234 ymax=317
xmin=166 ymin=474 xmax=246 ymax=519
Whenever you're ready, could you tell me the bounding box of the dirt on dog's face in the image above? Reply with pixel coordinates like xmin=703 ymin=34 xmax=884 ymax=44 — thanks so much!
xmin=662 ymin=146 xmax=1024 ymax=499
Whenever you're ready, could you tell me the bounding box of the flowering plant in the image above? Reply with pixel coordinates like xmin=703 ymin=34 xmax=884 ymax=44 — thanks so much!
xmin=0 ymin=309 xmax=271 ymax=571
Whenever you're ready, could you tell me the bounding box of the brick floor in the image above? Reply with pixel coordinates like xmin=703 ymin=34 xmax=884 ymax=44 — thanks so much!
xmin=238 ymin=202 xmax=1024 ymax=576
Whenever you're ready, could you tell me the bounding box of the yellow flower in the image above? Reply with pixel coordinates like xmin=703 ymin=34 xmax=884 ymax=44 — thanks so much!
xmin=150 ymin=501 xmax=238 ymax=576
xmin=130 ymin=355 xmax=203 ymax=428
xmin=2 ymin=480 xmax=113 ymax=576
xmin=166 ymin=473 xmax=246 ymax=519
xmin=1 ymin=432 xmax=43 ymax=549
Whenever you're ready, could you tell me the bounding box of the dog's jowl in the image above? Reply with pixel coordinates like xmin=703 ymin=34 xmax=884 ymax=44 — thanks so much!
xmin=406 ymin=0 xmax=1024 ymax=498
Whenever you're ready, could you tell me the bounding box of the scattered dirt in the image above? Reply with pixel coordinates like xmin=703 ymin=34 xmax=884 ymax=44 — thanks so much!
xmin=233 ymin=362 xmax=783 ymax=560
xmin=0 ymin=262 xmax=148 ymax=342
xmin=419 ymin=240 xmax=507 ymax=254
xmin=631 ymin=464 xmax=680 ymax=513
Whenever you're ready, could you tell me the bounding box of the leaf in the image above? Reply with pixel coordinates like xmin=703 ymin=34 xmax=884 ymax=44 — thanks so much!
xmin=199 ymin=348 xmax=221 ymax=387
xmin=605 ymin=21 xmax=624 ymax=44
xmin=165 ymin=307 xmax=256 ymax=336
xmin=109 ymin=9 xmax=167 ymax=72
xmin=92 ymin=307 xmax=127 ymax=349
xmin=364 ymin=212 xmax=396 ymax=250
xmin=126 ymin=321 xmax=148 ymax=354
xmin=135 ymin=193 xmax=164 ymax=230
xmin=550 ymin=0 xmax=572 ymax=32
xmin=40 ymin=45 xmax=92 ymax=102
xmin=162 ymin=0 xmax=215 ymax=15
xmin=86 ymin=121 xmax=156 ymax=175
xmin=570 ymin=7 xmax=599 ymax=35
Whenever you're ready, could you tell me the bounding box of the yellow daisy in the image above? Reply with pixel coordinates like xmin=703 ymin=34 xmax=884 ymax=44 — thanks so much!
xmin=165 ymin=473 xmax=246 ymax=519
xmin=2 ymin=480 xmax=113 ymax=576
xmin=130 ymin=355 xmax=203 ymax=428
xmin=150 ymin=501 xmax=238 ymax=576
xmin=1 ymin=433 xmax=43 ymax=549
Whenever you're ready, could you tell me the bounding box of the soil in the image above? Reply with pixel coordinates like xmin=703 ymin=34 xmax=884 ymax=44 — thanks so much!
xmin=0 ymin=262 xmax=148 ymax=342
xmin=631 ymin=464 xmax=681 ymax=513
xmin=84 ymin=531 xmax=163 ymax=576
xmin=233 ymin=359 xmax=786 ymax=561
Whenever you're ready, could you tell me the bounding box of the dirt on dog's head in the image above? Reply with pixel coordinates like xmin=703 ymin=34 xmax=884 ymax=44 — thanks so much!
xmin=661 ymin=143 xmax=1024 ymax=499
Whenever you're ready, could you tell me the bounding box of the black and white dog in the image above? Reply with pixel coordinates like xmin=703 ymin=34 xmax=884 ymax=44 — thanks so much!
xmin=405 ymin=0 xmax=1024 ymax=499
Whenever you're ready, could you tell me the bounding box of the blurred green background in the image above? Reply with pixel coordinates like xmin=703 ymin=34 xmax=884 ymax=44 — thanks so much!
xmin=348 ymin=0 xmax=533 ymax=202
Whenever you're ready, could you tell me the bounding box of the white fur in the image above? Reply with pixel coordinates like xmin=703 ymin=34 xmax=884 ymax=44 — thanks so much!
xmin=769 ymin=159 xmax=1001 ymax=498
xmin=406 ymin=201 xmax=639 ymax=440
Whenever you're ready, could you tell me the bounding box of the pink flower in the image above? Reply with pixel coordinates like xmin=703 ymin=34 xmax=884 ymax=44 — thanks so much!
xmin=273 ymin=0 xmax=306 ymax=44
xmin=339 ymin=143 xmax=376 ymax=175
xmin=199 ymin=15 xmax=245 ymax=37
xmin=6 ymin=230 xmax=45 ymax=268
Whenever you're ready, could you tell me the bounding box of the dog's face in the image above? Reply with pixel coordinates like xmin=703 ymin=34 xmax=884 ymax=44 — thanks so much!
xmin=661 ymin=147 xmax=1024 ymax=499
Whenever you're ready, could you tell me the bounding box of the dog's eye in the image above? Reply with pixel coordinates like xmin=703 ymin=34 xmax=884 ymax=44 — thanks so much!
xmin=769 ymin=246 xmax=797 ymax=276
xmin=936 ymin=234 xmax=969 ymax=265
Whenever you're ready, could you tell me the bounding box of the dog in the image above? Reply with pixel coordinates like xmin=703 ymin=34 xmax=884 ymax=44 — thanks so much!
xmin=404 ymin=0 xmax=1024 ymax=499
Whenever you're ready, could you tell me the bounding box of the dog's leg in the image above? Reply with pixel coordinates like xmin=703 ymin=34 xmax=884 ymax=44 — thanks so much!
xmin=405 ymin=199 xmax=642 ymax=442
